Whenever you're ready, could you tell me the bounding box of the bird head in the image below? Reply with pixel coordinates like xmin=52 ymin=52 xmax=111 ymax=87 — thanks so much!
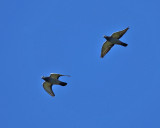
xmin=104 ymin=35 xmax=110 ymax=40
xmin=41 ymin=76 xmax=45 ymax=79
xmin=41 ymin=76 xmax=49 ymax=81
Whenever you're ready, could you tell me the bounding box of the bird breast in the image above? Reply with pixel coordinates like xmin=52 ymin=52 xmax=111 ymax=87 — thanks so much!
xmin=109 ymin=37 xmax=121 ymax=44
xmin=50 ymin=78 xmax=61 ymax=85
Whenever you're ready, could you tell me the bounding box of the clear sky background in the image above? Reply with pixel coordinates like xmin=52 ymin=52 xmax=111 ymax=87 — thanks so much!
xmin=0 ymin=0 xmax=160 ymax=128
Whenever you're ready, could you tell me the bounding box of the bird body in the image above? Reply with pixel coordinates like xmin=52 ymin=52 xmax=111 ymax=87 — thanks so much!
xmin=101 ymin=27 xmax=129 ymax=58
xmin=104 ymin=36 xmax=124 ymax=44
xmin=42 ymin=76 xmax=66 ymax=85
xmin=42 ymin=73 xmax=70 ymax=97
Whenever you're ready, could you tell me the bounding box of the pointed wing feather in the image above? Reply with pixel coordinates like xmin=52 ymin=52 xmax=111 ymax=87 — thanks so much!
xmin=50 ymin=73 xmax=70 ymax=79
xmin=50 ymin=74 xmax=61 ymax=79
xmin=111 ymin=27 xmax=129 ymax=39
xmin=43 ymin=82 xmax=55 ymax=97
xmin=101 ymin=41 xmax=114 ymax=58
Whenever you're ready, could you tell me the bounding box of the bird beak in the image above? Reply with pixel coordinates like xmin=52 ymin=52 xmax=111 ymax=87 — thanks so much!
xmin=104 ymin=35 xmax=109 ymax=40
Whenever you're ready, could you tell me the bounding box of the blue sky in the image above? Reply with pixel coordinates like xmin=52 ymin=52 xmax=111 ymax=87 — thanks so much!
xmin=0 ymin=0 xmax=160 ymax=128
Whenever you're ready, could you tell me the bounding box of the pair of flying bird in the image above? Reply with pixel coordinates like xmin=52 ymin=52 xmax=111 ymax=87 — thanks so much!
xmin=42 ymin=27 xmax=129 ymax=97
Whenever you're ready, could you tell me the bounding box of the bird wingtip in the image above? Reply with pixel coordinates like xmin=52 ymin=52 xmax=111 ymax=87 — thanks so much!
xmin=100 ymin=55 xmax=104 ymax=58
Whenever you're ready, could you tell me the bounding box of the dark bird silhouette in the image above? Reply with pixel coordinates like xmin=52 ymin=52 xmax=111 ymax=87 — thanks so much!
xmin=101 ymin=27 xmax=129 ymax=58
xmin=42 ymin=73 xmax=70 ymax=97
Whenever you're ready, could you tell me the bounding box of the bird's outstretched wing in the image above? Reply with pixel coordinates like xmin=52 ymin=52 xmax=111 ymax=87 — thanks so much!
xmin=50 ymin=73 xmax=70 ymax=79
xmin=43 ymin=82 xmax=55 ymax=97
xmin=101 ymin=41 xmax=114 ymax=58
xmin=111 ymin=27 xmax=129 ymax=39
xmin=50 ymin=73 xmax=62 ymax=79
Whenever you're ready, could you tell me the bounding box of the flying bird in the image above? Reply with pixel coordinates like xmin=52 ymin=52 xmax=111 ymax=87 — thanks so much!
xmin=101 ymin=27 xmax=129 ymax=58
xmin=42 ymin=73 xmax=70 ymax=97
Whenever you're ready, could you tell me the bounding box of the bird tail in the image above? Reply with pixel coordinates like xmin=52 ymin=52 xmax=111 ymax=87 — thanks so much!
xmin=117 ymin=42 xmax=128 ymax=47
xmin=120 ymin=42 xmax=128 ymax=47
xmin=59 ymin=82 xmax=67 ymax=86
